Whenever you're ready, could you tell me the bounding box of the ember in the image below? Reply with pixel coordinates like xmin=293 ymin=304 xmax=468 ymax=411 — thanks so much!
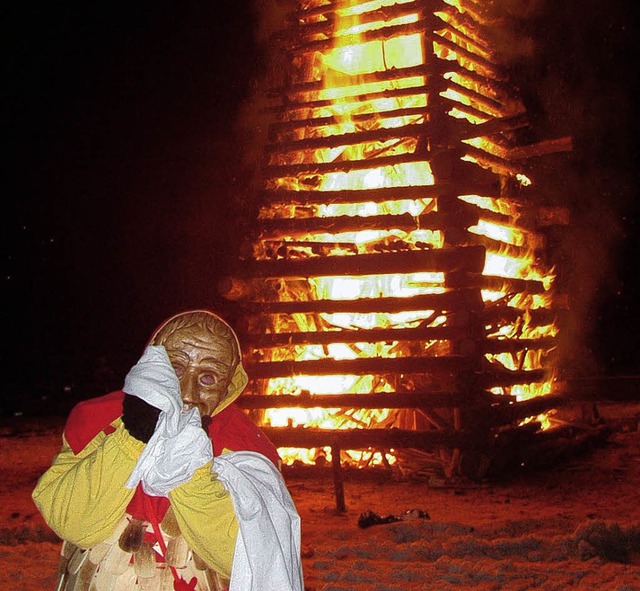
xmin=220 ymin=0 xmax=571 ymax=489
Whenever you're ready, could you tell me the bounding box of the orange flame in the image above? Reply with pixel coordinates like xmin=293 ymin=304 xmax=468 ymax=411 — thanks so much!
xmin=252 ymin=0 xmax=560 ymax=467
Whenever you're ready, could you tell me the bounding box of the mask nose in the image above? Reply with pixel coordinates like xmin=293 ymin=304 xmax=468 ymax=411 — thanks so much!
xmin=180 ymin=372 xmax=200 ymax=409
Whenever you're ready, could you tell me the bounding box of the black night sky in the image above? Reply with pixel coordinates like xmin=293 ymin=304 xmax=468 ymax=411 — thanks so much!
xmin=4 ymin=1 xmax=639 ymax=415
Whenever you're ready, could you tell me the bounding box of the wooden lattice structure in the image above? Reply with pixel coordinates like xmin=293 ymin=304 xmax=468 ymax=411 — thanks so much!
xmin=220 ymin=0 xmax=571 ymax=501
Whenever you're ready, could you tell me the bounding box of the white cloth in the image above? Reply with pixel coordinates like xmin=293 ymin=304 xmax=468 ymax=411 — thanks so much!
xmin=214 ymin=451 xmax=304 ymax=591
xmin=123 ymin=345 xmax=213 ymax=496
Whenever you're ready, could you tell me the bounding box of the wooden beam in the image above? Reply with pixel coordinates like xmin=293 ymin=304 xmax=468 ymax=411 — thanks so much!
xmin=259 ymin=426 xmax=480 ymax=451
xmin=265 ymin=152 xmax=431 ymax=177
xmin=245 ymin=354 xmax=473 ymax=379
xmin=265 ymin=84 xmax=432 ymax=115
xmin=237 ymin=390 xmax=490 ymax=410
xmin=220 ymin=286 xmax=485 ymax=312
xmin=509 ymin=137 xmax=574 ymax=160
xmin=269 ymin=63 xmax=431 ymax=98
xmin=259 ymin=181 xmax=498 ymax=205
xmin=254 ymin=209 xmax=479 ymax=238
xmin=479 ymin=368 xmax=547 ymax=387
xmin=228 ymin=246 xmax=487 ymax=279
xmin=244 ymin=324 xmax=478 ymax=347
xmin=283 ymin=0 xmax=430 ymax=41
xmin=267 ymin=123 xmax=426 ymax=155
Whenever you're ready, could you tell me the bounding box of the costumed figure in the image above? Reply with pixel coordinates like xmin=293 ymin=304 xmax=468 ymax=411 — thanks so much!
xmin=33 ymin=310 xmax=303 ymax=591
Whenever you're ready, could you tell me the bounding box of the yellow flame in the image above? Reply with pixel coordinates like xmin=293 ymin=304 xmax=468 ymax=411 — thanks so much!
xmin=257 ymin=0 xmax=560 ymax=467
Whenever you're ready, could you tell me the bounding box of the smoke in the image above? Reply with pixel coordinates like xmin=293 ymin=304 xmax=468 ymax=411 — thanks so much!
xmin=232 ymin=0 xmax=295 ymax=166
xmin=250 ymin=0 xmax=297 ymax=43
xmin=486 ymin=0 xmax=639 ymax=375
xmin=228 ymin=0 xmax=299 ymax=246
xmin=482 ymin=0 xmax=545 ymax=63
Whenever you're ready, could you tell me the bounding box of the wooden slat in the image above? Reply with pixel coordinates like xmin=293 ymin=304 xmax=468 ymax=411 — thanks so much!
xmin=222 ymin=287 xmax=484 ymax=312
xmin=245 ymin=329 xmax=554 ymax=354
xmin=482 ymin=305 xmax=562 ymax=328
xmin=267 ymin=122 xmax=426 ymax=155
xmin=270 ymin=63 xmax=432 ymax=98
xmin=482 ymin=337 xmax=557 ymax=354
xmin=433 ymin=35 xmax=500 ymax=78
xmin=259 ymin=426 xmax=479 ymax=451
xmin=244 ymin=324 xmax=477 ymax=347
xmin=268 ymin=105 xmax=434 ymax=134
xmin=266 ymin=84 xmax=431 ymax=114
xmin=245 ymin=354 xmax=472 ymax=379
xmin=284 ymin=0 xmax=430 ymax=40
xmin=255 ymin=209 xmax=479 ymax=238
xmin=284 ymin=18 xmax=430 ymax=54
xmin=479 ymin=367 xmax=547 ymax=387
xmin=265 ymin=152 xmax=431 ymax=177
xmin=230 ymin=246 xmax=486 ymax=279
xmin=481 ymin=275 xmax=547 ymax=295
xmin=260 ymin=181 xmax=497 ymax=205
xmin=237 ymin=390 xmax=489 ymax=409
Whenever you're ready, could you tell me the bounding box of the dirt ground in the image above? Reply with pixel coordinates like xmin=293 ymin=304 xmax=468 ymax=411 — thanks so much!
xmin=1 ymin=402 xmax=639 ymax=590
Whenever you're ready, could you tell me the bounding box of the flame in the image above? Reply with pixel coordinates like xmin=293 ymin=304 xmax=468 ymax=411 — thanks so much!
xmin=248 ymin=0 xmax=560 ymax=469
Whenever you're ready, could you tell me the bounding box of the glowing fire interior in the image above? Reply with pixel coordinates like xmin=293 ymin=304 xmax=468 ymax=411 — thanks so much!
xmin=236 ymin=0 xmax=560 ymax=468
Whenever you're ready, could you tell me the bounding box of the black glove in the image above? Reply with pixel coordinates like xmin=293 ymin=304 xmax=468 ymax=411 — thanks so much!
xmin=121 ymin=394 xmax=161 ymax=443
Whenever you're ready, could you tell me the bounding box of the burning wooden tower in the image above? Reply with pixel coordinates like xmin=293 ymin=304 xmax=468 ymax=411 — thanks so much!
xmin=220 ymin=0 xmax=570 ymax=489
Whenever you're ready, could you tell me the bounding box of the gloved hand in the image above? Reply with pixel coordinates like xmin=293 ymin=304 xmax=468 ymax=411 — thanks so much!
xmin=122 ymin=394 xmax=161 ymax=443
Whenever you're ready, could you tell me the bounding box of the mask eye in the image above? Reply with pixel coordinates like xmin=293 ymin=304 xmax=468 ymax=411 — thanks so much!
xmin=200 ymin=373 xmax=218 ymax=386
xmin=172 ymin=364 xmax=185 ymax=378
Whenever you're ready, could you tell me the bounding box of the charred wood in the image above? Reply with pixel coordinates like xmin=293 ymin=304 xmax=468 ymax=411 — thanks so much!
xmin=436 ymin=5 xmax=494 ymax=54
xmin=267 ymin=114 xmax=529 ymax=156
xmin=255 ymin=210 xmax=479 ymax=238
xmin=489 ymin=393 xmax=566 ymax=425
xmin=229 ymin=246 xmax=486 ymax=278
xmin=269 ymin=111 xmax=527 ymax=147
xmin=267 ymin=124 xmax=427 ymax=155
xmin=284 ymin=1 xmax=430 ymax=42
xmin=479 ymin=367 xmax=547 ymax=388
xmin=482 ymin=336 xmax=557 ymax=354
xmin=259 ymin=426 xmax=478 ymax=451
xmin=482 ymin=305 xmax=562 ymax=328
xmin=220 ymin=285 xmax=484 ymax=313
xmin=441 ymin=79 xmax=506 ymax=117
xmin=267 ymin=125 xmax=426 ymax=155
xmin=285 ymin=18 xmax=429 ymax=53
xmin=481 ymin=275 xmax=547 ymax=295
xmin=268 ymin=105 xmax=434 ymax=135
xmin=245 ymin=355 xmax=473 ymax=379
xmin=260 ymin=182 xmax=498 ymax=206
xmin=266 ymin=84 xmax=433 ymax=115
xmin=434 ymin=20 xmax=491 ymax=59
xmin=270 ymin=64 xmax=432 ymax=97
xmin=265 ymin=152 xmax=431 ymax=177
xmin=294 ymin=0 xmax=442 ymax=21
xmin=509 ymin=137 xmax=574 ymax=160
xmin=462 ymin=145 xmax=526 ymax=178
xmin=467 ymin=234 xmax=538 ymax=262
xmin=245 ymin=325 xmax=477 ymax=347
xmin=236 ymin=390 xmax=490 ymax=410
xmin=433 ymin=36 xmax=500 ymax=78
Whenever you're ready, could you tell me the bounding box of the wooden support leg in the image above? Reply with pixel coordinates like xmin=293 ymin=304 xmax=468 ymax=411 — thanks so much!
xmin=331 ymin=446 xmax=347 ymax=514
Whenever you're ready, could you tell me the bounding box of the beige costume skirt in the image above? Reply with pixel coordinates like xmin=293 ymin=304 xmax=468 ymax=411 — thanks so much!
xmin=54 ymin=509 xmax=229 ymax=591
